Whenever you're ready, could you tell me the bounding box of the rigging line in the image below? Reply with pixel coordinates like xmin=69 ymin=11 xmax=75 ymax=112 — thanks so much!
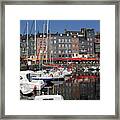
xmin=26 ymin=21 xmax=29 ymax=61
xmin=42 ymin=21 xmax=45 ymax=65
xmin=46 ymin=20 xmax=49 ymax=63
xmin=34 ymin=20 xmax=37 ymax=60
xmin=29 ymin=21 xmax=34 ymax=35
xmin=49 ymin=21 xmax=52 ymax=64
xmin=48 ymin=21 xmax=53 ymax=64
xmin=23 ymin=22 xmax=27 ymax=35
xmin=39 ymin=21 xmax=45 ymax=70
xmin=37 ymin=20 xmax=41 ymax=33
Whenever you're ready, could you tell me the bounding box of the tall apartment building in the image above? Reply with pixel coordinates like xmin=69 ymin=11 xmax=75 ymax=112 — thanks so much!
xmin=94 ymin=32 xmax=100 ymax=52
xmin=65 ymin=30 xmax=81 ymax=57
xmin=65 ymin=28 xmax=96 ymax=57
xmin=20 ymin=34 xmax=27 ymax=58
xmin=46 ymin=33 xmax=72 ymax=59
xmin=79 ymin=28 xmax=95 ymax=56
xmin=36 ymin=33 xmax=48 ymax=60
xmin=20 ymin=34 xmax=36 ymax=58
xmin=28 ymin=34 xmax=36 ymax=57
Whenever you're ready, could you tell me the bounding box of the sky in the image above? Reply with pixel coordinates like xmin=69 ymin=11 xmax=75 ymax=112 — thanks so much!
xmin=20 ymin=20 xmax=100 ymax=34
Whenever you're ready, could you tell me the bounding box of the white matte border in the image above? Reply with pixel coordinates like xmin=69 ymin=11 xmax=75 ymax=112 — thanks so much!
xmin=5 ymin=5 xmax=115 ymax=115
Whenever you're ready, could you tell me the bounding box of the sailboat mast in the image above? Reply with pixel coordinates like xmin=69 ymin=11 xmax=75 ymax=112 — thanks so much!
xmin=27 ymin=21 xmax=29 ymax=64
xmin=49 ymin=30 xmax=51 ymax=64
xmin=34 ymin=20 xmax=36 ymax=62
xmin=46 ymin=20 xmax=49 ymax=63
xmin=42 ymin=22 xmax=45 ymax=65
xmin=40 ymin=21 xmax=45 ymax=70
xmin=67 ymin=44 xmax=68 ymax=66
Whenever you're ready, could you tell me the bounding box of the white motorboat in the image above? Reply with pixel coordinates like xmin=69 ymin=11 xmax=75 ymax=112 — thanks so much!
xmin=62 ymin=69 xmax=72 ymax=76
xmin=20 ymin=71 xmax=45 ymax=94
xmin=34 ymin=95 xmax=64 ymax=100
xmin=30 ymin=69 xmax=65 ymax=82
xmin=20 ymin=82 xmax=34 ymax=95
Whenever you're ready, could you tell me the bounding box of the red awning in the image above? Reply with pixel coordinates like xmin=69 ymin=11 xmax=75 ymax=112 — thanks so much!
xmin=76 ymin=75 xmax=97 ymax=79
xmin=48 ymin=58 xmax=98 ymax=61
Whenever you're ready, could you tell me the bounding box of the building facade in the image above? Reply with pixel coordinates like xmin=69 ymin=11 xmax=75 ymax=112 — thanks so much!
xmin=20 ymin=28 xmax=100 ymax=64
xmin=20 ymin=34 xmax=27 ymax=58
xmin=94 ymin=32 xmax=100 ymax=58
xmin=78 ymin=28 xmax=95 ymax=58
xmin=36 ymin=33 xmax=48 ymax=61
xmin=45 ymin=33 xmax=72 ymax=59
xmin=65 ymin=30 xmax=81 ymax=58
xmin=20 ymin=34 xmax=36 ymax=58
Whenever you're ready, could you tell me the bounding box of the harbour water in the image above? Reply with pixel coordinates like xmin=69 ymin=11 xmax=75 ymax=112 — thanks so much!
xmin=20 ymin=62 xmax=100 ymax=100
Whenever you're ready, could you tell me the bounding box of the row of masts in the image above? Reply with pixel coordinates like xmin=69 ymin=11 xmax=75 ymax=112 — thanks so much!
xmin=25 ymin=20 xmax=53 ymax=70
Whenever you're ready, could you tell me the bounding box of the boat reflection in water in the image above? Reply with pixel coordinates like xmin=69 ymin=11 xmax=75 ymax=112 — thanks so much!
xmin=20 ymin=65 xmax=100 ymax=100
